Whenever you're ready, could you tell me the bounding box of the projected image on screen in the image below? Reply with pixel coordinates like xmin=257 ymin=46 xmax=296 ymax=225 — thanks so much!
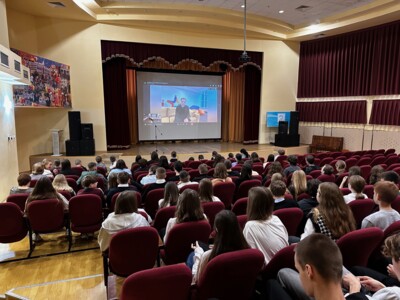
xmin=137 ymin=71 xmax=222 ymax=141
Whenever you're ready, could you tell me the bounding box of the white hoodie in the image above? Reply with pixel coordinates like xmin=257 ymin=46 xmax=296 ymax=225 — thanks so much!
xmin=98 ymin=212 xmax=149 ymax=252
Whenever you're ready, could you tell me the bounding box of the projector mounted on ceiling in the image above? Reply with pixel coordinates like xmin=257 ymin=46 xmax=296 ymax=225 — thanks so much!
xmin=239 ymin=51 xmax=251 ymax=63
xmin=240 ymin=0 xmax=251 ymax=63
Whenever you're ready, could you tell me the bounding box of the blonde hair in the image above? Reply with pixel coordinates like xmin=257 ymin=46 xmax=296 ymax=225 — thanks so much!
xmin=291 ymin=170 xmax=307 ymax=198
xmin=52 ymin=174 xmax=74 ymax=193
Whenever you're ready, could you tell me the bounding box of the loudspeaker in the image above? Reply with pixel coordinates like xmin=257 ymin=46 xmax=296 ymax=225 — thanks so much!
xmin=65 ymin=139 xmax=80 ymax=156
xmin=289 ymin=111 xmax=299 ymax=135
xmin=68 ymin=111 xmax=81 ymax=140
xmin=80 ymin=139 xmax=95 ymax=156
xmin=275 ymin=134 xmax=300 ymax=147
xmin=278 ymin=121 xmax=288 ymax=135
xmin=81 ymin=123 xmax=93 ymax=140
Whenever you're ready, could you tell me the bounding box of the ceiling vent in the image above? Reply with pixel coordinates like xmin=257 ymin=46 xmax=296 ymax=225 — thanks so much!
xmin=295 ymin=5 xmax=312 ymax=12
xmin=47 ymin=2 xmax=66 ymax=8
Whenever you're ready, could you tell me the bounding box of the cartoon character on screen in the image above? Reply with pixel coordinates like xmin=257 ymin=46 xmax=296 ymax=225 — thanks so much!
xmin=174 ymin=97 xmax=191 ymax=123
xmin=167 ymin=95 xmax=178 ymax=107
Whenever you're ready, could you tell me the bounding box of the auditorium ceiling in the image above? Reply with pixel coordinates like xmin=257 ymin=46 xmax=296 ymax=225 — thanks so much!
xmin=6 ymin=0 xmax=400 ymax=41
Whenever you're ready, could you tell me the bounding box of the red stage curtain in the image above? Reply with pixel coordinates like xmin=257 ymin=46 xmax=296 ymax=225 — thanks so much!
xmin=296 ymin=101 xmax=367 ymax=124
xmin=369 ymin=100 xmax=400 ymax=126
xmin=102 ymin=58 xmax=131 ymax=149
xmin=298 ymin=20 xmax=400 ymax=97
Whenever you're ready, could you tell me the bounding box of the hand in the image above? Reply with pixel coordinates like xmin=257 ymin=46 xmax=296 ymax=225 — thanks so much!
xmin=388 ymin=264 xmax=397 ymax=278
xmin=342 ymin=274 xmax=361 ymax=294
xmin=358 ymin=276 xmax=385 ymax=292
xmin=339 ymin=176 xmax=348 ymax=188
xmin=191 ymin=241 xmax=199 ymax=250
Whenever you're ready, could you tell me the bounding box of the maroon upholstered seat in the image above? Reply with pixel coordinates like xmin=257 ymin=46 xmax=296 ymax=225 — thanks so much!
xmin=309 ymin=170 xmax=321 ymax=179
xmin=359 ymin=165 xmax=372 ymax=182
xmin=348 ymin=199 xmax=376 ymax=229
xmin=317 ymin=174 xmax=336 ymax=183
xmin=237 ymin=215 xmax=248 ymax=230
xmin=179 ymin=183 xmax=199 ymax=193
xmin=110 ymin=191 xmax=142 ymax=212
xmin=213 ymin=181 xmax=236 ymax=209
xmin=235 ymin=179 xmax=261 ymax=201
xmin=120 ymin=264 xmax=192 ymax=300
xmin=152 ymin=206 xmax=176 ymax=232
xmin=273 ymin=207 xmax=303 ymax=236
xmin=345 ymin=158 xmax=358 ymax=170
xmin=0 ymin=202 xmax=28 ymax=244
xmin=319 ymin=157 xmax=334 ymax=167
xmin=370 ymin=156 xmax=386 ymax=167
xmin=188 ymin=161 xmax=202 ymax=169
xmin=201 ymin=201 xmax=225 ymax=227
xmin=261 ymin=244 xmax=296 ymax=279
xmin=144 ymin=188 xmax=165 ymax=219
xmin=340 ymin=188 xmax=351 ymax=195
xmin=6 ymin=193 xmax=29 ymax=211
xmin=231 ymin=197 xmax=248 ymax=216
xmin=336 ymin=227 xmax=384 ymax=268
xmin=363 ymin=185 xmax=374 ymax=199
xmin=69 ymin=194 xmax=103 ymax=240
xmin=193 ymin=249 xmax=264 ymax=300
xmin=66 ymin=178 xmax=79 ymax=193
xmin=356 ymin=157 xmax=372 ymax=166
xmin=160 ymin=221 xmax=211 ymax=265
xmin=104 ymin=227 xmax=159 ymax=285
xmin=65 ymin=175 xmax=79 ymax=181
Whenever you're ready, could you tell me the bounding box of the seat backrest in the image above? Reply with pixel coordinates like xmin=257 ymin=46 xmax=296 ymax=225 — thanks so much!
xmin=97 ymin=166 xmax=107 ymax=177
xmin=71 ymin=167 xmax=84 ymax=176
xmin=188 ymin=169 xmax=201 ymax=179
xmin=359 ymin=165 xmax=372 ymax=181
xmin=66 ymin=178 xmax=79 ymax=193
xmin=109 ymin=227 xmax=159 ymax=277
xmin=164 ymin=221 xmax=211 ymax=265
xmin=144 ymin=188 xmax=165 ymax=219
xmin=336 ymin=227 xmax=384 ymax=268
xmin=179 ymin=184 xmax=199 ymax=193
xmin=262 ymin=244 xmax=296 ymax=279
xmin=196 ymin=249 xmax=264 ymax=300
xmin=356 ymin=157 xmax=372 ymax=166
xmin=201 ymin=201 xmax=225 ymax=227
xmin=27 ymin=199 xmax=65 ymax=233
xmin=363 ymin=185 xmax=374 ymax=199
xmin=273 ymin=207 xmax=303 ymax=236
xmin=111 ymin=191 xmax=142 ymax=212
xmin=236 ymin=215 xmax=248 ymax=230
xmin=384 ymin=220 xmax=400 ymax=239
xmin=340 ymin=188 xmax=351 ymax=195
xmin=344 ymin=158 xmax=358 ymax=170
xmin=231 ymin=197 xmax=248 ymax=216
xmin=7 ymin=193 xmax=29 ymax=211
xmin=213 ymin=181 xmax=236 ymax=209
xmin=188 ymin=161 xmax=202 ymax=169
xmin=384 ymin=149 xmax=396 ymax=156
xmin=348 ymin=199 xmax=376 ymax=229
xmin=153 ymin=206 xmax=176 ymax=232
xmin=69 ymin=194 xmax=103 ymax=232
xmin=235 ymin=179 xmax=261 ymax=200
xmin=309 ymin=170 xmax=321 ymax=179
xmin=317 ymin=174 xmax=336 ymax=183
xmin=370 ymin=156 xmax=386 ymax=167
xmin=120 ymin=264 xmax=192 ymax=300
xmin=0 ymin=202 xmax=28 ymax=243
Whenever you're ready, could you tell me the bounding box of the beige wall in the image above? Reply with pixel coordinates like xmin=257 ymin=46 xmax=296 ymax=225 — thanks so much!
xmin=6 ymin=9 xmax=300 ymax=172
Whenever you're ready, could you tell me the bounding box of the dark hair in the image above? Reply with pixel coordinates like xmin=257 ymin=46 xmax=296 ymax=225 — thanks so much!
xmin=110 ymin=156 xmax=116 ymax=163
xmin=149 ymin=165 xmax=158 ymax=174
xmin=198 ymin=154 xmax=204 ymax=160
xmin=156 ymin=167 xmax=166 ymax=179
xmin=247 ymin=187 xmax=274 ymax=221
xmin=27 ymin=176 xmax=58 ymax=201
xmin=369 ymin=165 xmax=384 ymax=185
xmin=171 ymin=151 xmax=177 ymax=158
xmin=306 ymin=155 xmax=315 ymax=164
xmin=207 ymin=210 xmax=249 ymax=262
xmin=115 ymin=159 xmax=128 ymax=170
xmin=151 ymin=151 xmax=159 ymax=161
xmin=250 ymin=152 xmax=260 ymax=162
xmin=88 ymin=162 xmax=97 ymax=170
xmin=160 ymin=182 xmax=179 ymax=208
xmin=179 ymin=170 xmax=189 ymax=182
xmin=228 ymin=153 xmax=234 ymax=158
xmin=117 ymin=172 xmax=130 ymax=184
xmin=198 ymin=163 xmax=208 ymax=175
xmin=348 ymin=166 xmax=361 ymax=176
xmin=54 ymin=159 xmax=61 ymax=167
xmin=307 ymin=179 xmax=321 ymax=198
xmin=158 ymin=156 xmax=170 ymax=169
xmin=198 ymin=179 xmax=214 ymax=202
xmin=374 ymin=181 xmax=399 ymax=204
xmin=188 ymin=157 xmax=195 ymax=161
xmin=270 ymin=180 xmax=287 ymax=197
xmin=268 ymin=161 xmax=283 ymax=177
xmin=108 ymin=173 xmax=118 ymax=190
xmin=322 ymin=164 xmax=334 ymax=175
xmin=82 ymin=175 xmax=98 ymax=188
xmin=235 ymin=153 xmax=243 ymax=162
xmin=18 ymin=173 xmax=31 ymax=186
xmin=175 ymin=189 xmax=205 ymax=223
xmin=95 ymin=156 xmax=102 ymax=163
xmin=174 ymin=161 xmax=183 ymax=172
xmin=295 ymin=234 xmax=343 ymax=283
xmin=224 ymin=159 xmax=232 ymax=170
xmin=239 ymin=164 xmax=252 ymax=180
xmin=138 ymin=159 xmax=147 ymax=168
xmin=135 ymin=155 xmax=142 ymax=163
xmin=214 ymin=163 xmax=228 ymax=179
xmin=335 ymin=160 xmax=346 ymax=172
xmin=213 ymin=154 xmax=225 ymax=167
xmin=115 ymin=191 xmax=137 ymax=214
xmin=267 ymin=154 xmax=275 ymax=162
xmin=381 ymin=171 xmax=400 ymax=184
xmin=287 ymin=155 xmax=298 ymax=166
xmin=240 ymin=148 xmax=249 ymax=158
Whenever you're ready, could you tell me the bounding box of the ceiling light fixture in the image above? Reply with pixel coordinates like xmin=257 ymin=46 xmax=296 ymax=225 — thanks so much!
xmin=279 ymin=10 xmax=284 ymax=14
xmin=239 ymin=0 xmax=251 ymax=63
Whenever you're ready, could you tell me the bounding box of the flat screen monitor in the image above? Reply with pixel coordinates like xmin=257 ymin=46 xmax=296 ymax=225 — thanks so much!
xmin=266 ymin=111 xmax=291 ymax=127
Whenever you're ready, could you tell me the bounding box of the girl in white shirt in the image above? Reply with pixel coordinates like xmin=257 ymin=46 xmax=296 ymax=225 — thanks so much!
xmin=158 ymin=181 xmax=180 ymax=208
xmin=198 ymin=178 xmax=221 ymax=203
xmin=243 ymin=187 xmax=289 ymax=265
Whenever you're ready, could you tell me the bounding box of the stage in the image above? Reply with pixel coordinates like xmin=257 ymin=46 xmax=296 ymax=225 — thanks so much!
xmin=29 ymin=141 xmax=310 ymax=172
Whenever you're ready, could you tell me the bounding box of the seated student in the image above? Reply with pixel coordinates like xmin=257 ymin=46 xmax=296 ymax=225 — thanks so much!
xmin=177 ymin=170 xmax=197 ymax=189
xmin=60 ymin=159 xmax=81 ymax=176
xmin=235 ymin=163 xmax=253 ymax=188
xmin=381 ymin=171 xmax=400 ymax=186
xmin=198 ymin=179 xmax=221 ymax=202
xmin=240 ymin=148 xmax=250 ymax=159
xmin=336 ymin=160 xmax=347 ymax=177
xmin=76 ymin=162 xmax=107 ymax=186
xmin=274 ymin=148 xmax=286 ymax=161
xmin=302 ymin=182 xmax=355 ymax=241
xmin=270 ymin=180 xmax=299 ymax=211
xmin=369 ymin=165 xmax=385 ymax=185
xmin=340 ymin=166 xmax=362 ymax=188
xmin=190 ymin=210 xmax=249 ymax=284
xmin=158 ymin=156 xmax=172 ymax=171
xmin=77 ymin=175 xmax=105 ymax=203
xmin=263 ymin=154 xmax=275 ymax=169
xmin=10 ymin=173 xmax=33 ymax=195
xmin=283 ymin=155 xmax=301 ymax=177
xmin=74 ymin=159 xmax=87 ymax=171
xmin=158 ymin=182 xmax=179 ymax=208
xmin=98 ymin=191 xmax=149 ymax=252
xmin=317 ymin=164 xmax=336 ymax=182
xmin=109 ymin=155 xmax=117 ymax=170
xmin=225 ymin=160 xmax=240 ymax=177
xmin=140 ymin=165 xmax=157 ymax=185
xmin=134 ymin=158 xmax=148 ymax=174
xmin=192 ymin=164 xmax=212 ymax=182
xmin=298 ymin=179 xmax=321 ymax=235
xmin=212 ymin=154 xmax=225 ymax=168
xmin=170 ymin=151 xmax=178 ymax=163
xmin=52 ymin=159 xmax=61 ymax=175
xmin=95 ymin=156 xmax=107 ymax=170
xmin=41 ymin=159 xmax=54 ymax=177
xmin=198 ymin=154 xmax=205 ymax=161
xmin=142 ymin=167 xmax=168 ymax=203
xmin=288 ymin=170 xmax=308 ymax=201
xmin=211 ymin=150 xmax=218 ymax=160
xmin=250 ymin=152 xmax=262 ymax=164
xmin=303 ymin=155 xmax=320 ymax=175
xmin=211 ymin=163 xmax=233 ymax=186
xmin=106 ymin=172 xmax=138 ymax=208
xmin=168 ymin=161 xmax=183 ymax=182
xmin=291 ymin=233 xmax=368 ymax=300
xmin=30 ymin=162 xmax=48 ymax=180
xmin=362 ymin=181 xmax=400 ymax=230
xmin=164 ymin=189 xmax=207 ymax=242
xmin=243 ymin=187 xmax=288 ymax=265
xmin=235 ymin=153 xmax=244 ymax=165
xmin=148 ymin=151 xmax=159 ymax=165
xmin=52 ymin=174 xmax=76 ymax=197
xmin=108 ymin=159 xmax=132 ymax=177
xmin=343 ymin=175 xmax=368 ymax=204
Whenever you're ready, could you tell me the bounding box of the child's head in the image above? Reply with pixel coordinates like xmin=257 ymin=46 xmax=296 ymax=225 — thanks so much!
xmin=269 ymin=180 xmax=287 ymax=198
xmin=348 ymin=175 xmax=365 ymax=194
xmin=82 ymin=175 xmax=98 ymax=188
xmin=374 ymin=181 xmax=399 ymax=204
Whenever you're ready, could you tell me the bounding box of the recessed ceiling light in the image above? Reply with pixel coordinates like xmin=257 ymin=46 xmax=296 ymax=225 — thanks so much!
xmin=278 ymin=10 xmax=284 ymax=14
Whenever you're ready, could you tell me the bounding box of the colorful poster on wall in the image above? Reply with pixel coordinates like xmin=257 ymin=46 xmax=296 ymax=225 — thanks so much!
xmin=12 ymin=49 xmax=72 ymax=108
